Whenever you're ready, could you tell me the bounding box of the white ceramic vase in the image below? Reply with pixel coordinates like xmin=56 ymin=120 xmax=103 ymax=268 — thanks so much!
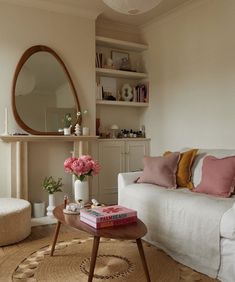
xmin=47 ymin=193 xmax=55 ymax=217
xmin=64 ymin=127 xmax=71 ymax=135
xmin=74 ymin=180 xmax=89 ymax=204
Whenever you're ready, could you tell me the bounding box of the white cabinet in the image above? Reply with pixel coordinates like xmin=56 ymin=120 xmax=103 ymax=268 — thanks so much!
xmin=97 ymin=139 xmax=150 ymax=204
xmin=125 ymin=140 xmax=149 ymax=172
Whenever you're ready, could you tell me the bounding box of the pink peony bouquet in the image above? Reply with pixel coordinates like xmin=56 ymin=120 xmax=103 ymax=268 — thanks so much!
xmin=64 ymin=155 xmax=100 ymax=181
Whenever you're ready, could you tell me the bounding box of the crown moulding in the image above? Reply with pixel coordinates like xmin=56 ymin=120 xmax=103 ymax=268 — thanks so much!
xmin=0 ymin=0 xmax=102 ymax=20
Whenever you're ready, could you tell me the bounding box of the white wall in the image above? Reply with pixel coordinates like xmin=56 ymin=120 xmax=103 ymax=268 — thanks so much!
xmin=0 ymin=3 xmax=96 ymax=201
xmin=141 ymin=0 xmax=235 ymax=155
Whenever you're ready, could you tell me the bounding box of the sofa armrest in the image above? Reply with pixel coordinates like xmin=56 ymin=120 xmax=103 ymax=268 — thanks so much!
xmin=118 ymin=172 xmax=142 ymax=204
xmin=118 ymin=171 xmax=141 ymax=190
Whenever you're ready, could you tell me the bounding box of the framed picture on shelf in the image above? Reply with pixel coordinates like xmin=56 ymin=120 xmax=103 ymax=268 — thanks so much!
xmin=111 ymin=50 xmax=130 ymax=70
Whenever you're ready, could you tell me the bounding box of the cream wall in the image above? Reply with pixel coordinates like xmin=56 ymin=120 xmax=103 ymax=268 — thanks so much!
xmin=141 ymin=0 xmax=235 ymax=155
xmin=0 ymin=3 xmax=96 ymax=201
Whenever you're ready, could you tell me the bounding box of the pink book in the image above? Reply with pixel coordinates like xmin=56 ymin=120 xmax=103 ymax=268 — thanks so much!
xmin=80 ymin=205 xmax=137 ymax=223
xmin=80 ymin=215 xmax=137 ymax=229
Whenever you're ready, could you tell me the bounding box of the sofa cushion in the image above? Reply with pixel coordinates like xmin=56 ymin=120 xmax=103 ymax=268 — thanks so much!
xmin=164 ymin=149 xmax=198 ymax=189
xmin=192 ymin=149 xmax=235 ymax=187
xmin=194 ymin=155 xmax=235 ymax=197
xmin=137 ymin=152 xmax=180 ymax=188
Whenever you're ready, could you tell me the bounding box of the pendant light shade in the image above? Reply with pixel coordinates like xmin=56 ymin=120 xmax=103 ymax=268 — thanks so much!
xmin=102 ymin=0 xmax=163 ymax=15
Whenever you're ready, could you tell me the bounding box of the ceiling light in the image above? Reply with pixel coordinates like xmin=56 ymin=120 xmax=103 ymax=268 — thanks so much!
xmin=102 ymin=0 xmax=163 ymax=15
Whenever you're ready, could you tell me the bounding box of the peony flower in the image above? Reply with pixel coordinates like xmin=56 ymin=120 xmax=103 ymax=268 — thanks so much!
xmin=64 ymin=157 xmax=76 ymax=173
xmin=64 ymin=155 xmax=100 ymax=181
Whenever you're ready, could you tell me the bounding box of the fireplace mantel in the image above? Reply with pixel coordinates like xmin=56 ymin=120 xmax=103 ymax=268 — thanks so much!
xmin=0 ymin=135 xmax=98 ymax=200
xmin=0 ymin=135 xmax=97 ymax=142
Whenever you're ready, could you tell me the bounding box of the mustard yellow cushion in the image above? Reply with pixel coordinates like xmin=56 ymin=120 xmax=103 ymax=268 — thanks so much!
xmin=164 ymin=149 xmax=198 ymax=189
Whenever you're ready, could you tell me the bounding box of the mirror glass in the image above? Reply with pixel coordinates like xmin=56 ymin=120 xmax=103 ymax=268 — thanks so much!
xmin=12 ymin=46 xmax=80 ymax=134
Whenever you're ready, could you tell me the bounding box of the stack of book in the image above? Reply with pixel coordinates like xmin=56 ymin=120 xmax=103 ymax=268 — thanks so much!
xmin=80 ymin=205 xmax=137 ymax=229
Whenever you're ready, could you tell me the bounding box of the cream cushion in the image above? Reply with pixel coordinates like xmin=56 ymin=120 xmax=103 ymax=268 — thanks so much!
xmin=0 ymin=198 xmax=31 ymax=246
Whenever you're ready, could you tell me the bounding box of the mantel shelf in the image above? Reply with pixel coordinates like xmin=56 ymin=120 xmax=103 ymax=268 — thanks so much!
xmin=96 ymin=68 xmax=147 ymax=79
xmin=0 ymin=135 xmax=98 ymax=143
xmin=96 ymin=36 xmax=148 ymax=52
xmin=96 ymin=100 xmax=149 ymax=107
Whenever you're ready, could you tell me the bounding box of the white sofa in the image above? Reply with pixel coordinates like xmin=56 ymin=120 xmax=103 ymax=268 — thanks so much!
xmin=118 ymin=149 xmax=235 ymax=282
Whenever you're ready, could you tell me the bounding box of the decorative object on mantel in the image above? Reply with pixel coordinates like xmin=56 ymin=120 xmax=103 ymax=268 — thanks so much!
xmin=102 ymin=0 xmax=162 ymax=15
xmin=82 ymin=127 xmax=90 ymax=136
xmin=42 ymin=176 xmax=63 ymax=217
xmin=76 ymin=109 xmax=88 ymax=124
xmin=63 ymin=113 xmax=72 ymax=135
xmin=75 ymin=123 xmax=82 ymax=136
xmin=64 ymin=155 xmax=101 ymax=204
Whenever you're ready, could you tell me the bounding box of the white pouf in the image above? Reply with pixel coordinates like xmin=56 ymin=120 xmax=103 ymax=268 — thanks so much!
xmin=0 ymin=198 xmax=31 ymax=246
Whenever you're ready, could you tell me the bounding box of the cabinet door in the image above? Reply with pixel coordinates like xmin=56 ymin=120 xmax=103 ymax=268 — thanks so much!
xmin=98 ymin=141 xmax=125 ymax=204
xmin=125 ymin=140 xmax=150 ymax=172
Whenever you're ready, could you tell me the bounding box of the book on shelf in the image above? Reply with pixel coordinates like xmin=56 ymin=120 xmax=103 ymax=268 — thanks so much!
xmin=80 ymin=205 xmax=137 ymax=223
xmin=96 ymin=52 xmax=103 ymax=68
xmin=135 ymin=83 xmax=149 ymax=103
xmin=80 ymin=215 xmax=137 ymax=229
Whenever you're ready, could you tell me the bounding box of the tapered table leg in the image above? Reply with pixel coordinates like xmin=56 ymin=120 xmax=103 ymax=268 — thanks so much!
xmin=136 ymin=238 xmax=151 ymax=282
xmin=88 ymin=236 xmax=100 ymax=282
xmin=50 ymin=221 xmax=61 ymax=256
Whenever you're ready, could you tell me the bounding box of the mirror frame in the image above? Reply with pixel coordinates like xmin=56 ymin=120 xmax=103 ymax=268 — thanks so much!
xmin=12 ymin=45 xmax=81 ymax=135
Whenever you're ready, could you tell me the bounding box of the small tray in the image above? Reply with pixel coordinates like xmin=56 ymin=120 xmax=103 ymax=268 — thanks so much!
xmin=63 ymin=209 xmax=80 ymax=215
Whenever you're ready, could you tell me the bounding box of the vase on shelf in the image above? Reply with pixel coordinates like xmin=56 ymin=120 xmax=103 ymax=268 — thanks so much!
xmin=74 ymin=179 xmax=89 ymax=204
xmin=64 ymin=127 xmax=71 ymax=135
xmin=47 ymin=194 xmax=55 ymax=217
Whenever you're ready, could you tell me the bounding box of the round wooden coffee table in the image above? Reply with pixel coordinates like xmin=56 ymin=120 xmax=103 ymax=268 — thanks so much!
xmin=50 ymin=205 xmax=151 ymax=282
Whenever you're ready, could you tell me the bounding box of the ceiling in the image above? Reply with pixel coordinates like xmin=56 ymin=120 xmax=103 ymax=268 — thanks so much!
xmin=98 ymin=0 xmax=191 ymax=26
xmin=2 ymin=0 xmax=192 ymax=26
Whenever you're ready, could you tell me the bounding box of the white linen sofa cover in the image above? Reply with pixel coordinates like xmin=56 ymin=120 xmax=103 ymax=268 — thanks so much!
xmin=118 ymin=149 xmax=235 ymax=282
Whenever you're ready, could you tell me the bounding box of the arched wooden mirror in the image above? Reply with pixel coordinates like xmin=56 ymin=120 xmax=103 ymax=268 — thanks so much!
xmin=12 ymin=45 xmax=81 ymax=135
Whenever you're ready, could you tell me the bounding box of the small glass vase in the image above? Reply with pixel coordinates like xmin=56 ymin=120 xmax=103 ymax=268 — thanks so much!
xmin=74 ymin=179 xmax=89 ymax=204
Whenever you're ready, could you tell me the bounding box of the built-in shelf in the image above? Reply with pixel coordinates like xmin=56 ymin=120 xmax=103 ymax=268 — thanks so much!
xmin=96 ymin=68 xmax=147 ymax=79
xmin=96 ymin=100 xmax=149 ymax=107
xmin=96 ymin=36 xmax=148 ymax=52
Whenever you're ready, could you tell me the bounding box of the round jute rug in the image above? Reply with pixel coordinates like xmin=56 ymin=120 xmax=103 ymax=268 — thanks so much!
xmin=0 ymin=228 xmax=217 ymax=282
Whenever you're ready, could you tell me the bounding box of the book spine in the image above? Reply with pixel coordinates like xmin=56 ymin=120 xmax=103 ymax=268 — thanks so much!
xmin=98 ymin=211 xmax=137 ymax=222
xmin=80 ymin=211 xmax=137 ymax=223
xmin=80 ymin=216 xmax=137 ymax=229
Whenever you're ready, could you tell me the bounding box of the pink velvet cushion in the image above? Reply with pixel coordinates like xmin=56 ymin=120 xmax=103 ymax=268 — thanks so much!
xmin=194 ymin=155 xmax=235 ymax=197
xmin=137 ymin=152 xmax=180 ymax=188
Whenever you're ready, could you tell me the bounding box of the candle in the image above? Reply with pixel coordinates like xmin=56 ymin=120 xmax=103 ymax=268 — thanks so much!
xmin=82 ymin=127 xmax=89 ymax=136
